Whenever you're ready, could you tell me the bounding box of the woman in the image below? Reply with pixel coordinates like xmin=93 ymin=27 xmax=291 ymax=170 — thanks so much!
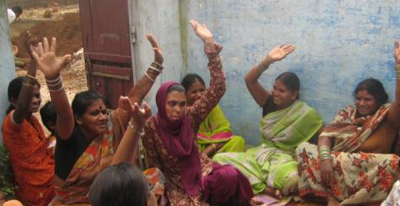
xmin=30 ymin=33 xmax=164 ymax=204
xmin=295 ymin=41 xmax=400 ymax=205
xmin=2 ymin=34 xmax=55 ymax=206
xmin=213 ymin=44 xmax=323 ymax=197
xmin=181 ymin=73 xmax=245 ymax=157
xmin=135 ymin=20 xmax=253 ymax=205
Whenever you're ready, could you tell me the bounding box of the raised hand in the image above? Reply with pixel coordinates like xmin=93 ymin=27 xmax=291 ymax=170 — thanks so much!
xmin=131 ymin=102 xmax=152 ymax=129
xmin=394 ymin=40 xmax=400 ymax=65
xmin=31 ymin=37 xmax=72 ymax=79
xmin=190 ymin=20 xmax=213 ymax=43
xmin=118 ymin=96 xmax=134 ymax=116
xmin=262 ymin=44 xmax=296 ymax=66
xmin=146 ymin=34 xmax=163 ymax=65
xmin=24 ymin=31 xmax=39 ymax=59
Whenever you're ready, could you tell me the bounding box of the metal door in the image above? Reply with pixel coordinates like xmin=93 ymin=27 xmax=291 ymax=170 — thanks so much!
xmin=79 ymin=0 xmax=133 ymax=109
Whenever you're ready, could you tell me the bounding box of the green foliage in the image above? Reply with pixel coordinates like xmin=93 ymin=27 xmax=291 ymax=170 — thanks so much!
xmin=0 ymin=145 xmax=16 ymax=198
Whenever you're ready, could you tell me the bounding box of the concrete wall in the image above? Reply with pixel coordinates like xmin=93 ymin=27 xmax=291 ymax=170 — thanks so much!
xmin=0 ymin=1 xmax=16 ymax=142
xmin=131 ymin=0 xmax=400 ymax=145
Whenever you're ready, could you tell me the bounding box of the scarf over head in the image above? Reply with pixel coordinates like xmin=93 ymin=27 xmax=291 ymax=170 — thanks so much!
xmin=153 ymin=81 xmax=202 ymax=197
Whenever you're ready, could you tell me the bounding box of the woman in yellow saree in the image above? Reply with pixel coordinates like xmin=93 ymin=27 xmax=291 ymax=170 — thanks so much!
xmin=182 ymin=74 xmax=245 ymax=157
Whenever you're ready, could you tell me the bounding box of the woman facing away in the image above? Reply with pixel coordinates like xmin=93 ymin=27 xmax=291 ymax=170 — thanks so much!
xmin=30 ymin=33 xmax=164 ymax=205
xmin=113 ymin=20 xmax=254 ymax=206
xmin=213 ymin=44 xmax=323 ymax=198
xmin=296 ymin=41 xmax=400 ymax=206
xmin=2 ymin=33 xmax=55 ymax=206
xmin=181 ymin=73 xmax=246 ymax=157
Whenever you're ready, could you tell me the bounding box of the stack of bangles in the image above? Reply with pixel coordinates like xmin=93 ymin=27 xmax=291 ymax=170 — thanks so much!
xmin=23 ymin=74 xmax=37 ymax=87
xmin=145 ymin=61 xmax=163 ymax=82
xmin=319 ymin=145 xmax=332 ymax=161
xmin=46 ymin=75 xmax=64 ymax=92
xmin=396 ymin=64 xmax=400 ymax=79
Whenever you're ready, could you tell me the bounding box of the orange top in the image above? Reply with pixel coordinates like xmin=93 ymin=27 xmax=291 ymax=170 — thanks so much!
xmin=2 ymin=112 xmax=55 ymax=206
xmin=357 ymin=118 xmax=398 ymax=154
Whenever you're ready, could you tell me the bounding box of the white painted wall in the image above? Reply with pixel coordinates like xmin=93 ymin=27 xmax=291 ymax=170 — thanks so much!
xmin=0 ymin=1 xmax=16 ymax=143
xmin=131 ymin=0 xmax=400 ymax=145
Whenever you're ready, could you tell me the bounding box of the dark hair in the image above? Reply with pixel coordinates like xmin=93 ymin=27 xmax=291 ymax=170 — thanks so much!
xmin=6 ymin=76 xmax=40 ymax=114
xmin=275 ymin=72 xmax=300 ymax=93
xmin=181 ymin=73 xmax=206 ymax=92
xmin=89 ymin=163 xmax=149 ymax=206
xmin=353 ymin=78 xmax=388 ymax=105
xmin=262 ymin=72 xmax=300 ymax=116
xmin=10 ymin=6 xmax=23 ymax=18
xmin=167 ymin=84 xmax=186 ymax=93
xmin=40 ymin=101 xmax=57 ymax=132
xmin=72 ymin=90 xmax=104 ymax=118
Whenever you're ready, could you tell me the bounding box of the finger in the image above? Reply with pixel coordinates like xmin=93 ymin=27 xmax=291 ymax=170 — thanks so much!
xmin=279 ymin=44 xmax=285 ymax=49
xmin=282 ymin=44 xmax=293 ymax=50
xmin=146 ymin=34 xmax=159 ymax=49
xmin=61 ymin=54 xmax=72 ymax=65
xmin=38 ymin=42 xmax=44 ymax=56
xmin=43 ymin=37 xmax=50 ymax=53
xmin=50 ymin=37 xmax=57 ymax=53
xmin=31 ymin=49 xmax=40 ymax=62
xmin=285 ymin=46 xmax=296 ymax=54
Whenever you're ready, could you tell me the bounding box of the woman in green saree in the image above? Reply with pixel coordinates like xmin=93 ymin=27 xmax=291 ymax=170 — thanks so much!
xmin=181 ymin=74 xmax=245 ymax=157
xmin=213 ymin=44 xmax=323 ymax=197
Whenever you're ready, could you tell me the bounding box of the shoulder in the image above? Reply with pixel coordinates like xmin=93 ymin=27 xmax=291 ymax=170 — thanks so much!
xmin=3 ymin=111 xmax=22 ymax=132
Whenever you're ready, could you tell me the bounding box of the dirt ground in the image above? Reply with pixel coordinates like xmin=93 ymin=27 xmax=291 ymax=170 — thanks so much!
xmin=10 ymin=5 xmax=87 ymax=133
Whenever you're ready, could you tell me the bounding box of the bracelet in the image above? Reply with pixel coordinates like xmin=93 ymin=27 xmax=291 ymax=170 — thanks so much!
xmin=396 ymin=64 xmax=400 ymax=79
xmin=45 ymin=75 xmax=61 ymax=84
xmin=49 ymin=82 xmax=64 ymax=92
xmin=257 ymin=62 xmax=268 ymax=72
xmin=23 ymin=76 xmax=36 ymax=87
xmin=148 ymin=65 xmax=162 ymax=74
xmin=46 ymin=75 xmax=64 ymax=92
xmin=152 ymin=61 xmax=163 ymax=68
xmin=145 ymin=71 xmax=155 ymax=82
xmin=128 ymin=121 xmax=145 ymax=135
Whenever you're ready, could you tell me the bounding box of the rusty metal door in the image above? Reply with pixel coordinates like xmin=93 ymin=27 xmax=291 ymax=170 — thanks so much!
xmin=79 ymin=0 xmax=133 ymax=109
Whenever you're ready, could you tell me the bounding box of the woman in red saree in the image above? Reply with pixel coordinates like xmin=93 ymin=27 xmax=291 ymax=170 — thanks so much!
xmin=296 ymin=40 xmax=400 ymax=205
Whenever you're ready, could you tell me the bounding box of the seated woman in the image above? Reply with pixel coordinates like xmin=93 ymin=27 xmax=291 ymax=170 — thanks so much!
xmin=181 ymin=73 xmax=246 ymax=157
xmin=213 ymin=44 xmax=323 ymax=198
xmin=30 ymin=34 xmax=164 ymax=205
xmin=125 ymin=20 xmax=254 ymax=205
xmin=296 ymin=41 xmax=400 ymax=206
xmin=2 ymin=33 xmax=55 ymax=205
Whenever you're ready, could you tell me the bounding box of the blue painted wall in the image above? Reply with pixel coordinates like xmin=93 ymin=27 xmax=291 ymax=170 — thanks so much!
xmin=0 ymin=1 xmax=16 ymax=143
xmin=132 ymin=0 xmax=400 ymax=145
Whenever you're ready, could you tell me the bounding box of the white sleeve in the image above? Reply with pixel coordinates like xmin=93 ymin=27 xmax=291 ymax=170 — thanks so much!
xmin=382 ymin=180 xmax=400 ymax=206
xmin=7 ymin=9 xmax=16 ymax=24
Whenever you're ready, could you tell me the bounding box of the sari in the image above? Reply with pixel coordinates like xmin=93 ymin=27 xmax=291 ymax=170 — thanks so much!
xmin=296 ymin=104 xmax=399 ymax=205
xmin=213 ymin=100 xmax=323 ymax=194
xmin=197 ymin=105 xmax=245 ymax=153
xmin=50 ymin=115 xmax=115 ymax=205
xmin=2 ymin=112 xmax=55 ymax=206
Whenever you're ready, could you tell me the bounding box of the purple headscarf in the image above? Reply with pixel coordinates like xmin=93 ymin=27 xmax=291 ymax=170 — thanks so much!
xmin=152 ymin=81 xmax=202 ymax=197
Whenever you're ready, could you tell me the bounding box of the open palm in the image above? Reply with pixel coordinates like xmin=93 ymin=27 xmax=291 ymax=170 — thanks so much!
xmin=31 ymin=37 xmax=71 ymax=79
xmin=267 ymin=44 xmax=296 ymax=62
xmin=190 ymin=20 xmax=213 ymax=42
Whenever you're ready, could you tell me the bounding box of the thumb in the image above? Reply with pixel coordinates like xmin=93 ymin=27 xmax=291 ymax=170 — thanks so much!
xmin=61 ymin=54 xmax=72 ymax=65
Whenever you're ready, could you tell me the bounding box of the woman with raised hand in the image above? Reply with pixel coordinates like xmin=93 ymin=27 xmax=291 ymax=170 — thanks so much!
xmin=213 ymin=44 xmax=323 ymax=199
xmin=296 ymin=41 xmax=400 ymax=205
xmin=136 ymin=20 xmax=253 ymax=205
xmin=181 ymin=73 xmax=246 ymax=157
xmin=2 ymin=32 xmax=55 ymax=206
xmin=31 ymin=33 xmax=164 ymax=205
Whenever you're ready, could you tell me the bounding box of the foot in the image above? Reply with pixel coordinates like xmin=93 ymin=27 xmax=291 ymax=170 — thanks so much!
xmin=262 ymin=186 xmax=282 ymax=199
xmin=327 ymin=195 xmax=340 ymax=206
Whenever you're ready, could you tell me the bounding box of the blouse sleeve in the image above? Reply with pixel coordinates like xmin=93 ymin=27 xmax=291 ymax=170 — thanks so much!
xmin=141 ymin=121 xmax=162 ymax=170
xmin=187 ymin=42 xmax=226 ymax=127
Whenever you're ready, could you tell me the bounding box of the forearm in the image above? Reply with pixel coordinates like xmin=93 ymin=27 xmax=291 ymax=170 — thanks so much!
xmin=127 ymin=63 xmax=163 ymax=104
xmin=112 ymin=121 xmax=142 ymax=165
xmin=394 ymin=64 xmax=400 ymax=104
xmin=13 ymin=62 xmax=37 ymax=123
xmin=47 ymin=74 xmax=74 ymax=139
xmin=205 ymin=39 xmax=225 ymax=102
xmin=244 ymin=61 xmax=271 ymax=106
xmin=318 ymin=136 xmax=332 ymax=149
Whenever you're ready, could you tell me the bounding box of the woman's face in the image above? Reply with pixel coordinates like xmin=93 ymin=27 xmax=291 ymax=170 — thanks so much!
xmin=186 ymin=80 xmax=205 ymax=105
xmin=76 ymin=99 xmax=108 ymax=137
xmin=165 ymin=91 xmax=187 ymax=121
xmin=355 ymin=90 xmax=380 ymax=117
xmin=29 ymin=85 xmax=41 ymax=113
xmin=271 ymin=80 xmax=298 ymax=110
